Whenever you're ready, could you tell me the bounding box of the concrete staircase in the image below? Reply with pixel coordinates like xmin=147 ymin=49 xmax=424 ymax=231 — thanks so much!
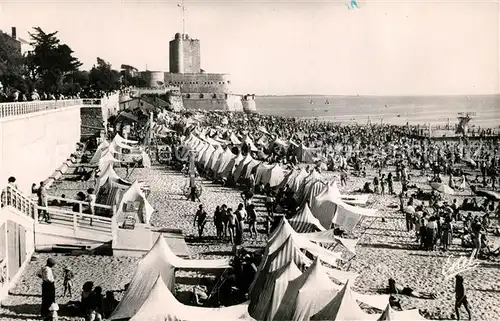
xmin=1 ymin=185 xmax=115 ymax=251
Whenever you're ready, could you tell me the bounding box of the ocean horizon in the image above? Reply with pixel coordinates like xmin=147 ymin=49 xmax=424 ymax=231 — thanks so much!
xmin=254 ymin=94 xmax=500 ymax=128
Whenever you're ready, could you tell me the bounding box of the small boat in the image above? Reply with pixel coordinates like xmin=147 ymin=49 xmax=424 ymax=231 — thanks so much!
xmin=309 ymin=98 xmax=314 ymax=105
xmin=325 ymin=99 xmax=330 ymax=105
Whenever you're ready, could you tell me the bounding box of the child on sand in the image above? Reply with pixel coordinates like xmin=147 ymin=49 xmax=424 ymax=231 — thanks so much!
xmin=63 ymin=267 xmax=74 ymax=297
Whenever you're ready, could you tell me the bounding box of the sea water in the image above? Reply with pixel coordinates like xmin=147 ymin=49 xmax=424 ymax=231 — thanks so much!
xmin=255 ymin=95 xmax=500 ymax=129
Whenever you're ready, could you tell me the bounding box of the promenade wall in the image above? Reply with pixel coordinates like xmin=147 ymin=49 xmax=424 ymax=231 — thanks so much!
xmin=0 ymin=100 xmax=82 ymax=194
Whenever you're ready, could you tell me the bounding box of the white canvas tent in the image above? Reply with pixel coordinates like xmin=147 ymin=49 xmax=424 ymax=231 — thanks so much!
xmin=110 ymin=235 xmax=231 ymax=320
xmin=116 ymin=180 xmax=155 ymax=224
xmin=311 ymin=280 xmax=379 ymax=321
xmin=273 ymin=258 xmax=342 ymax=321
xmin=288 ymin=204 xmax=325 ymax=233
xmin=311 ymin=183 xmax=379 ymax=230
xmin=232 ymin=154 xmax=254 ymax=183
xmin=129 ymin=277 xmax=252 ymax=321
xmin=261 ymin=164 xmax=286 ymax=187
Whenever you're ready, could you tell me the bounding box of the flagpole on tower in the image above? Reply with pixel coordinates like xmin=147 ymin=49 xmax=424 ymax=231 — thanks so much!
xmin=178 ymin=1 xmax=186 ymax=35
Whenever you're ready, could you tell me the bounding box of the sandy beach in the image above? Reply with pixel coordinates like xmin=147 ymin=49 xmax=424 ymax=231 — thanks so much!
xmin=1 ymin=164 xmax=499 ymax=321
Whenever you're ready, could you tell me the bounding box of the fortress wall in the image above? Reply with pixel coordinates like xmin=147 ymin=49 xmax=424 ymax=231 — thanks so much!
xmin=140 ymin=71 xmax=166 ymax=88
xmin=0 ymin=105 xmax=81 ymax=193
xmin=164 ymin=73 xmax=231 ymax=93
xmin=182 ymin=93 xmax=244 ymax=112
xmin=169 ymin=37 xmax=201 ymax=73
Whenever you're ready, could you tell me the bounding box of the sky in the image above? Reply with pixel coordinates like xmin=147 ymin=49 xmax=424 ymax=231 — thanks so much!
xmin=0 ymin=0 xmax=498 ymax=96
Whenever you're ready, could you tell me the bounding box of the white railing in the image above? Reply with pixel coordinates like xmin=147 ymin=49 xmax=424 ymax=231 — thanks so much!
xmin=82 ymin=98 xmax=102 ymax=106
xmin=37 ymin=206 xmax=114 ymax=234
xmin=0 ymin=99 xmax=83 ymax=119
xmin=0 ymin=185 xmax=115 ymax=235
xmin=0 ymin=185 xmax=37 ymax=219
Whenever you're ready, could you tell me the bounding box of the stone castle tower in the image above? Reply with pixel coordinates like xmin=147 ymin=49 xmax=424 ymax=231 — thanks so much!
xmin=169 ymin=33 xmax=200 ymax=74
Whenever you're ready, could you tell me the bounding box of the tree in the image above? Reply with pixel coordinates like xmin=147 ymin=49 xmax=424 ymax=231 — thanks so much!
xmin=0 ymin=31 xmax=29 ymax=93
xmin=28 ymin=27 xmax=82 ymax=93
xmin=89 ymin=57 xmax=121 ymax=95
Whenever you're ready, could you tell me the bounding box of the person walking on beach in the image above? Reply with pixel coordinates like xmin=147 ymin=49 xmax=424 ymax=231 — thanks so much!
xmin=37 ymin=258 xmax=56 ymax=318
xmin=380 ymin=174 xmax=386 ymax=195
xmin=373 ymin=175 xmax=379 ymax=194
xmin=455 ymin=275 xmax=472 ymax=320
xmin=387 ymin=173 xmax=394 ymax=195
xmin=340 ymin=169 xmax=347 ymax=187
xmin=226 ymin=208 xmax=237 ymax=244
xmin=214 ymin=206 xmax=224 ymax=239
xmin=194 ymin=205 xmax=208 ymax=238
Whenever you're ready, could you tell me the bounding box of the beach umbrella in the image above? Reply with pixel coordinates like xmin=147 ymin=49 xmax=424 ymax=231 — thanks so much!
xmin=430 ymin=182 xmax=455 ymax=195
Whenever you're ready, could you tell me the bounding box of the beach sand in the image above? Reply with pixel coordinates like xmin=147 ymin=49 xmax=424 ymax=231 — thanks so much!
xmin=1 ymin=164 xmax=499 ymax=320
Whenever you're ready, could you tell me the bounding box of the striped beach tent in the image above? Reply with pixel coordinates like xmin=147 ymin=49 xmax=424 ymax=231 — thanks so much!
xmin=273 ymin=258 xmax=339 ymax=321
xmin=199 ymin=144 xmax=215 ymax=168
xmin=288 ymin=203 xmax=326 ymax=233
xmin=311 ymin=280 xmax=378 ymax=321
xmin=207 ymin=145 xmax=224 ymax=170
xmin=110 ymin=235 xmax=231 ymax=321
xmin=232 ymin=154 xmax=254 ymax=183
xmin=261 ymin=164 xmax=286 ymax=188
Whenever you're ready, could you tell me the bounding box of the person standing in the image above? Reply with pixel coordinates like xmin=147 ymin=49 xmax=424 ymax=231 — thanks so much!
xmin=235 ymin=204 xmax=247 ymax=244
xmin=63 ymin=267 xmax=74 ymax=297
xmin=455 ymin=275 xmax=472 ymax=320
xmin=37 ymin=181 xmax=51 ymax=223
xmin=213 ymin=206 xmax=224 ymax=240
xmin=37 ymin=258 xmax=56 ymax=318
xmin=246 ymin=204 xmax=257 ymax=239
xmin=86 ymin=188 xmax=96 ymax=226
xmin=194 ymin=205 xmax=207 ymax=238
xmin=226 ymin=208 xmax=237 ymax=244
xmin=380 ymin=174 xmax=386 ymax=195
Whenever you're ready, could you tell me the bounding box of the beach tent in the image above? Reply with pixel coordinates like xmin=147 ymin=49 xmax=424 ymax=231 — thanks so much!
xmin=116 ymin=180 xmax=155 ymax=224
xmin=195 ymin=143 xmax=210 ymax=163
xmin=110 ymin=235 xmax=231 ymax=321
xmin=249 ymin=260 xmax=302 ymax=321
xmin=221 ymin=153 xmax=244 ymax=179
xmin=242 ymin=135 xmax=259 ymax=152
xmin=199 ymin=144 xmax=216 ymax=168
xmin=377 ymin=304 xmax=426 ymax=321
xmin=311 ymin=183 xmax=379 ymax=230
xmin=273 ymin=258 xmax=342 ymax=321
xmin=261 ymin=164 xmax=286 ymax=187
xmin=279 ymin=168 xmax=299 ymax=190
xmin=229 ymin=132 xmax=242 ymax=145
xmin=241 ymin=159 xmax=261 ymax=182
xmin=288 ymin=168 xmax=309 ymax=195
xmin=96 ymin=163 xmax=131 ymax=193
xmin=98 ymin=149 xmax=121 ymax=174
xmin=266 ymin=218 xmax=343 ymax=268
xmin=214 ymin=148 xmax=235 ymax=175
xmin=310 ymin=280 xmax=378 ymax=321
xmin=232 ymin=154 xmax=254 ymax=183
xmin=300 ymin=180 xmax=326 ymax=208
xmin=301 ymin=229 xmax=359 ymax=255
xmin=249 ymin=236 xmax=310 ymax=316
xmin=90 ymin=140 xmax=110 ymax=164
xmin=129 ymin=277 xmax=252 ymax=321
xmin=294 ymin=144 xmax=322 ymax=163
xmin=329 ymin=181 xmax=369 ymax=206
xmin=207 ymin=145 xmax=224 ymax=170
xmin=288 ymin=203 xmax=326 ymax=233
xmin=255 ymin=163 xmax=274 ymax=186
xmin=295 ymin=170 xmax=323 ymax=202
